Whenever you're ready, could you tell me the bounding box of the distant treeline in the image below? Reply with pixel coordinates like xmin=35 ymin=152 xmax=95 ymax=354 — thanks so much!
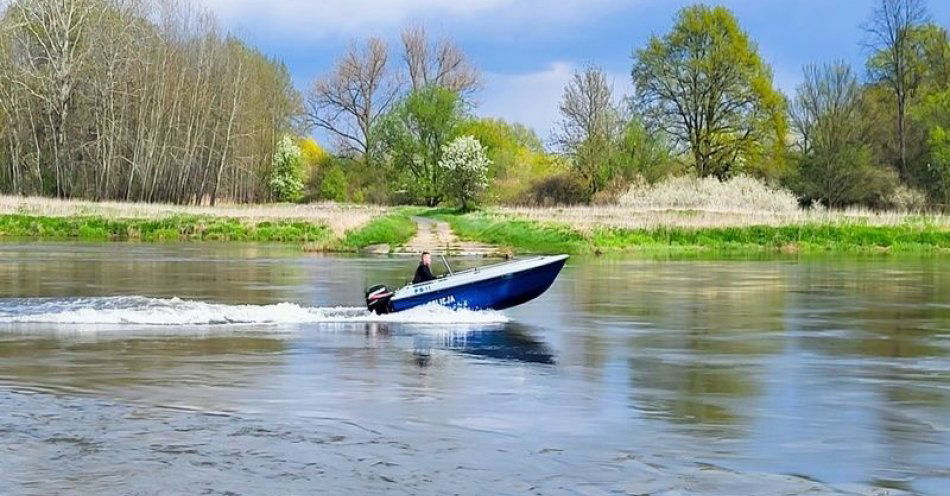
xmin=299 ymin=0 xmax=950 ymax=211
xmin=1 ymin=0 xmax=949 ymax=211
xmin=0 ymin=0 xmax=298 ymax=204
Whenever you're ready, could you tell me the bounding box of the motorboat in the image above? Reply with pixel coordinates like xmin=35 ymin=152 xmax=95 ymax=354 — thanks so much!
xmin=365 ymin=255 xmax=568 ymax=314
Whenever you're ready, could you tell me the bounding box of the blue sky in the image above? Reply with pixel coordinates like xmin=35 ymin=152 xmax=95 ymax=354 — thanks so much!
xmin=199 ymin=0 xmax=950 ymax=141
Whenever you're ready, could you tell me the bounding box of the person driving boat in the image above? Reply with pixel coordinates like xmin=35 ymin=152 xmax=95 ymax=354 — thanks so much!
xmin=412 ymin=251 xmax=438 ymax=284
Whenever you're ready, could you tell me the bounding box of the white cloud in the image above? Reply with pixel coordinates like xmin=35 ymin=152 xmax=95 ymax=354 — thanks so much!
xmin=197 ymin=0 xmax=625 ymax=40
xmin=193 ymin=1 xmax=638 ymax=140
xmin=478 ymin=62 xmax=633 ymax=140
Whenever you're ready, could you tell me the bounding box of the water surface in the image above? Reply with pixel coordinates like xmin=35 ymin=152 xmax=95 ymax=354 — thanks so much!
xmin=0 ymin=242 xmax=947 ymax=495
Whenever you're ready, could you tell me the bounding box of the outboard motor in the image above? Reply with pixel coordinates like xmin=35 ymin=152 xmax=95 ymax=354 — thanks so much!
xmin=365 ymin=284 xmax=393 ymax=314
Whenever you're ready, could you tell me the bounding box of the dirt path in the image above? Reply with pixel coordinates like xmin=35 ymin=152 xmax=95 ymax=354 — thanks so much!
xmin=394 ymin=216 xmax=499 ymax=256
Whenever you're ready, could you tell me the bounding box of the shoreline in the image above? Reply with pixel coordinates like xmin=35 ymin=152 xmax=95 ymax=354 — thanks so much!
xmin=0 ymin=209 xmax=421 ymax=253
xmin=433 ymin=210 xmax=950 ymax=255
xmin=0 ymin=196 xmax=417 ymax=252
xmin=0 ymin=203 xmax=948 ymax=255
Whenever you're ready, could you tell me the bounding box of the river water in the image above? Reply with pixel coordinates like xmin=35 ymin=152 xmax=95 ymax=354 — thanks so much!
xmin=0 ymin=242 xmax=946 ymax=495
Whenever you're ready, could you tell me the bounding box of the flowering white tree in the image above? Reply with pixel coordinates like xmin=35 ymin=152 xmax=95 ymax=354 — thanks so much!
xmin=269 ymin=136 xmax=304 ymax=202
xmin=438 ymin=136 xmax=491 ymax=210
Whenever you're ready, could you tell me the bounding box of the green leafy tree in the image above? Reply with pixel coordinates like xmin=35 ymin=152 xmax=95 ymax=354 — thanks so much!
xmin=319 ymin=164 xmax=348 ymax=202
xmin=439 ymin=136 xmax=491 ymax=210
xmin=609 ymin=118 xmax=676 ymax=185
xmin=912 ymin=89 xmax=950 ymax=203
xmin=790 ymin=62 xmax=898 ymax=207
xmin=862 ymin=23 xmax=949 ymax=197
xmin=926 ymin=126 xmax=950 ymax=205
xmin=554 ymin=65 xmax=626 ymax=195
xmin=905 ymin=25 xmax=950 ymax=200
xmin=910 ymin=24 xmax=950 ymax=93
xmin=374 ymin=86 xmax=467 ymax=206
xmin=864 ymin=0 xmax=929 ymax=181
xmin=269 ymin=136 xmax=304 ymax=202
xmin=457 ymin=118 xmax=562 ymax=204
xmin=458 ymin=118 xmax=542 ymax=176
xmin=632 ymin=5 xmax=787 ymax=180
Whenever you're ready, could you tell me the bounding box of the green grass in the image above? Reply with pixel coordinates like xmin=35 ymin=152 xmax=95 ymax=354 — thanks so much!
xmin=591 ymin=223 xmax=950 ymax=253
xmin=7 ymin=208 xmax=946 ymax=255
xmin=434 ymin=211 xmax=950 ymax=255
xmin=335 ymin=208 xmax=419 ymax=252
xmin=0 ymin=214 xmax=330 ymax=243
xmin=435 ymin=211 xmax=588 ymax=253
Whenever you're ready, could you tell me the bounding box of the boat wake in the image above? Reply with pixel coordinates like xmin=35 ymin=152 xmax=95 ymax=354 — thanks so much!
xmin=0 ymin=296 xmax=508 ymax=327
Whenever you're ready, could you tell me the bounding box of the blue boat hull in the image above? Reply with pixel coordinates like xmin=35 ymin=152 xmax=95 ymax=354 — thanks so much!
xmin=390 ymin=257 xmax=567 ymax=313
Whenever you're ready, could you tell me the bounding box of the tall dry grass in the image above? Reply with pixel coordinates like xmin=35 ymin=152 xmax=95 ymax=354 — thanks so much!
xmin=618 ymin=175 xmax=800 ymax=212
xmin=494 ymin=175 xmax=948 ymax=231
xmin=0 ymin=196 xmax=388 ymax=236
xmin=494 ymin=205 xmax=949 ymax=232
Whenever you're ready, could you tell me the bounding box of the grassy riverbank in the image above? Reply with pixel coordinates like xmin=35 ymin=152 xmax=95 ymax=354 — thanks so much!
xmin=0 ymin=196 xmax=420 ymax=250
xmin=434 ymin=210 xmax=950 ymax=254
xmin=0 ymin=196 xmax=387 ymax=236
xmin=332 ymin=208 xmax=419 ymax=252
xmin=2 ymin=195 xmax=947 ymax=254
xmin=0 ymin=214 xmax=331 ymax=242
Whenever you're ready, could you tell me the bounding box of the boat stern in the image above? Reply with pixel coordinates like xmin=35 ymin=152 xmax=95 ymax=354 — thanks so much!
xmin=365 ymin=284 xmax=394 ymax=314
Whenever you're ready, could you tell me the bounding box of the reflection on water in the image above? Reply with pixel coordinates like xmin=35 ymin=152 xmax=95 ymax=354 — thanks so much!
xmin=412 ymin=323 xmax=556 ymax=365
xmin=0 ymin=242 xmax=947 ymax=495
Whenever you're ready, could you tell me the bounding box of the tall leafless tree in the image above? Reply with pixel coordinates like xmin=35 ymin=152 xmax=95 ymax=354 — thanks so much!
xmin=792 ymin=63 xmax=866 ymax=153
xmin=864 ymin=0 xmax=929 ymax=181
xmin=305 ymin=38 xmax=400 ymax=158
xmin=791 ymin=62 xmax=884 ymax=208
xmin=0 ymin=0 xmax=299 ymax=204
xmin=401 ymin=26 xmax=480 ymax=96
xmin=553 ymin=65 xmax=623 ymax=153
xmin=552 ymin=64 xmax=627 ymax=193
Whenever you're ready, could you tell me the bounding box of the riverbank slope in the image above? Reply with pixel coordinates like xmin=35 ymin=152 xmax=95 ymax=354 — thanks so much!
xmin=431 ymin=207 xmax=950 ymax=254
xmin=2 ymin=196 xmax=948 ymax=254
xmin=0 ymin=196 xmax=417 ymax=250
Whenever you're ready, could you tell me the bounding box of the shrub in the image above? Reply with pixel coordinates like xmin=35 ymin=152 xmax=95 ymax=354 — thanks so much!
xmin=459 ymin=117 xmax=567 ymax=206
xmin=490 ymin=151 xmax=567 ymax=205
xmin=924 ymin=126 xmax=950 ymax=205
xmin=591 ymin=176 xmax=634 ymax=205
xmin=268 ymin=136 xmax=304 ymax=202
xmin=888 ymin=185 xmax=929 ymax=212
xmin=319 ymin=165 xmax=348 ymax=202
xmin=788 ymin=141 xmax=903 ymax=210
xmin=439 ymin=136 xmax=491 ymax=210
xmin=853 ymin=165 xmax=902 ymax=210
xmin=523 ymin=172 xmax=589 ymax=206
xmin=618 ymin=174 xmax=800 ymax=212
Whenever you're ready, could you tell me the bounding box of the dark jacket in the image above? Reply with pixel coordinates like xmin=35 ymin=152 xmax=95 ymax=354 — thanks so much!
xmin=412 ymin=262 xmax=436 ymax=284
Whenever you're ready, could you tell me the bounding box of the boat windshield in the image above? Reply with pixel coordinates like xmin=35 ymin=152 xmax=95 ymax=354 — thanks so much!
xmin=403 ymin=256 xmax=544 ymax=288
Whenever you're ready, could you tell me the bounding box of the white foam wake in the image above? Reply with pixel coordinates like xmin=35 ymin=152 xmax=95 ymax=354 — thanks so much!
xmin=0 ymin=296 xmax=508 ymax=326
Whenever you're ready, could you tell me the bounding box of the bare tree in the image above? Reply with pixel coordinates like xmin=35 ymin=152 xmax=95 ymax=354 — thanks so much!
xmin=552 ymin=64 xmax=626 ymax=193
xmin=553 ymin=65 xmax=623 ymax=153
xmin=791 ymin=62 xmax=884 ymax=208
xmin=305 ymin=38 xmax=400 ymax=158
xmin=792 ymin=63 xmax=866 ymax=154
xmin=0 ymin=0 xmax=299 ymax=204
xmin=3 ymin=0 xmax=109 ymax=197
xmin=864 ymin=0 xmax=929 ymax=181
xmin=401 ymin=26 xmax=480 ymax=96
